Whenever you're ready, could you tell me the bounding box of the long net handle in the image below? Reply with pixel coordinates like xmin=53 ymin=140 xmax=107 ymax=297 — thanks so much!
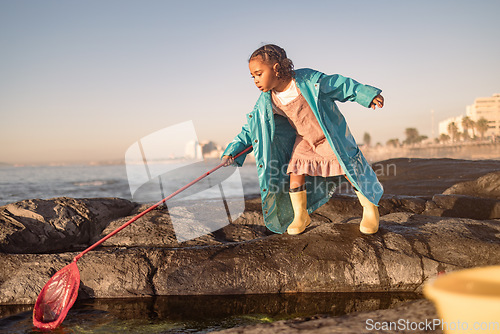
xmin=73 ymin=146 xmax=252 ymax=262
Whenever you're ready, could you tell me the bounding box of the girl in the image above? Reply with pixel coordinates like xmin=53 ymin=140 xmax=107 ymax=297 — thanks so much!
xmin=222 ymin=44 xmax=384 ymax=235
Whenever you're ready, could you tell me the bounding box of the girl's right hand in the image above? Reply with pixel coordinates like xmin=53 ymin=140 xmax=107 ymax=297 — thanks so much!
xmin=221 ymin=155 xmax=235 ymax=167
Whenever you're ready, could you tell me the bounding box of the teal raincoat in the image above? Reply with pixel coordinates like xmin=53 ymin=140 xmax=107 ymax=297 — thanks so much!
xmin=222 ymin=68 xmax=383 ymax=234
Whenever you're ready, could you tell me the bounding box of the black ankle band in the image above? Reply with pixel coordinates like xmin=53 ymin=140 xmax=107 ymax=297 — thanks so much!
xmin=289 ymin=184 xmax=306 ymax=193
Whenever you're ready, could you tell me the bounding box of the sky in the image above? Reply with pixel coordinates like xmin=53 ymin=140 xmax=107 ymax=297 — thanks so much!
xmin=1 ymin=0 xmax=499 ymax=164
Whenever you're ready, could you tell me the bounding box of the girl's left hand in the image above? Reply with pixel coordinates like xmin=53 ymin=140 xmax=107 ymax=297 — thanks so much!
xmin=370 ymin=95 xmax=384 ymax=110
xmin=221 ymin=155 xmax=235 ymax=167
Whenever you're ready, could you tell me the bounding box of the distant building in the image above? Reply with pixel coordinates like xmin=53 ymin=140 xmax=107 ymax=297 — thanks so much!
xmin=184 ymin=140 xmax=202 ymax=159
xmin=466 ymin=93 xmax=500 ymax=137
xmin=438 ymin=93 xmax=500 ymax=138
xmin=438 ymin=115 xmax=466 ymax=137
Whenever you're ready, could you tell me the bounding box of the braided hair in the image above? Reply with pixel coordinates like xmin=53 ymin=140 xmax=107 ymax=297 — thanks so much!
xmin=249 ymin=44 xmax=295 ymax=80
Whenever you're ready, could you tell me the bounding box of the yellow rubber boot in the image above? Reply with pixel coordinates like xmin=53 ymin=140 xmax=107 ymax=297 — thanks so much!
xmin=287 ymin=190 xmax=311 ymax=235
xmin=355 ymin=190 xmax=379 ymax=234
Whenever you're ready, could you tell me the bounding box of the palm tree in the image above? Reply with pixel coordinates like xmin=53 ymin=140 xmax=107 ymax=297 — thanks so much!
xmin=475 ymin=117 xmax=490 ymax=140
xmin=404 ymin=128 xmax=420 ymax=145
xmin=461 ymin=116 xmax=475 ymax=140
xmin=447 ymin=122 xmax=459 ymax=142
xmin=439 ymin=133 xmax=450 ymax=143
xmin=363 ymin=132 xmax=372 ymax=147
xmin=386 ymin=138 xmax=400 ymax=148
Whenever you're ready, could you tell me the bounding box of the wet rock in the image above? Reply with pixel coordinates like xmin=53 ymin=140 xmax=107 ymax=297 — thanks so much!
xmin=96 ymin=198 xmax=270 ymax=248
xmin=373 ymin=158 xmax=500 ymax=196
xmin=91 ymin=195 xmax=429 ymax=249
xmin=0 ymin=198 xmax=136 ymax=254
xmin=1 ymin=212 xmax=499 ymax=305
xmin=0 ymin=250 xmax=152 ymax=305
xmin=425 ymin=194 xmax=500 ymax=220
xmin=443 ymin=171 xmax=500 ymax=199
xmin=213 ymin=299 xmax=440 ymax=334
xmin=319 ymin=195 xmax=427 ymax=217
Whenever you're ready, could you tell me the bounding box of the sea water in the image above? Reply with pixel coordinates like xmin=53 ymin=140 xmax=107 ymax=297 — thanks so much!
xmin=0 ymin=161 xmax=260 ymax=207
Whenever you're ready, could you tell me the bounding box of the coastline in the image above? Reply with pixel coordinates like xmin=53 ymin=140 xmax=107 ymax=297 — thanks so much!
xmin=1 ymin=140 xmax=499 ymax=168
xmin=362 ymin=140 xmax=500 ymax=162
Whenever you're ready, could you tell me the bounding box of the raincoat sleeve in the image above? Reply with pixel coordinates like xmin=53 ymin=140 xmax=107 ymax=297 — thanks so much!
xmin=221 ymin=122 xmax=253 ymax=167
xmin=320 ymin=74 xmax=382 ymax=108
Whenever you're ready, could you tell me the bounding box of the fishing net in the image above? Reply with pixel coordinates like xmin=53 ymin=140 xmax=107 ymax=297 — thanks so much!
xmin=33 ymin=261 xmax=80 ymax=329
xmin=32 ymin=146 xmax=252 ymax=329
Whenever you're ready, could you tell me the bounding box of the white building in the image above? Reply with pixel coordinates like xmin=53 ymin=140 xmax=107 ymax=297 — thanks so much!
xmin=184 ymin=140 xmax=202 ymax=159
xmin=438 ymin=115 xmax=467 ymax=137
xmin=438 ymin=93 xmax=500 ymax=139
xmin=466 ymin=93 xmax=500 ymax=138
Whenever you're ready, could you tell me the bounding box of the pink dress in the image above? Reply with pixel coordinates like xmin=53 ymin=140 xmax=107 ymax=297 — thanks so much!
xmin=272 ymin=89 xmax=345 ymax=177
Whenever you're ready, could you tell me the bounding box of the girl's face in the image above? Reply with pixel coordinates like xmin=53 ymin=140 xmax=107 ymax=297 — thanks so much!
xmin=249 ymin=56 xmax=280 ymax=92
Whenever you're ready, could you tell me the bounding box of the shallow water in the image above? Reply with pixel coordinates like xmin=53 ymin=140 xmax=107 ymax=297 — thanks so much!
xmin=0 ymin=292 xmax=421 ymax=333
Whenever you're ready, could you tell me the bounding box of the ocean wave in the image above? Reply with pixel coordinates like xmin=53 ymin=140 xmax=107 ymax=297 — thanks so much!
xmin=73 ymin=180 xmax=116 ymax=187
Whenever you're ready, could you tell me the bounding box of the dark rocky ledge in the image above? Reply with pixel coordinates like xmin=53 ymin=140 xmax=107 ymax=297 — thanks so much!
xmin=1 ymin=158 xmax=499 ymax=333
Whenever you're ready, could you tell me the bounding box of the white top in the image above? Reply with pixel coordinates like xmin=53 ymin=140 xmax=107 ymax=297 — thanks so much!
xmin=272 ymin=79 xmax=299 ymax=105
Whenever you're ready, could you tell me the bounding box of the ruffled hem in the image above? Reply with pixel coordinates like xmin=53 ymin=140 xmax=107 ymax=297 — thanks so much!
xmin=287 ymin=158 xmax=344 ymax=177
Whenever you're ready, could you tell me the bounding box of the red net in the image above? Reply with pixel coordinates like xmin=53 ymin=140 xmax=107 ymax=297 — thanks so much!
xmin=33 ymin=261 xmax=81 ymax=329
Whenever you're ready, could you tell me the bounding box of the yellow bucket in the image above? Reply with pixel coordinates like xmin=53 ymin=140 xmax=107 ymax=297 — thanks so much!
xmin=424 ymin=266 xmax=500 ymax=334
